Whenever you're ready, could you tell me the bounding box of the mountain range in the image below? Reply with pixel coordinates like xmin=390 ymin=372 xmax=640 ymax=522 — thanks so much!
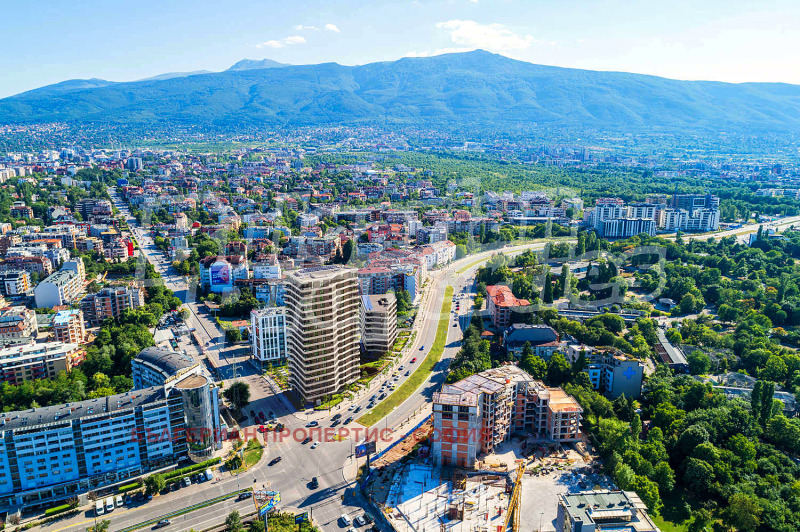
xmin=2 ymin=50 xmax=800 ymax=135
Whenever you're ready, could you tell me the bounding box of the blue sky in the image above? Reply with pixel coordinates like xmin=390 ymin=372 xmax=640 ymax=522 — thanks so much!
xmin=1 ymin=0 xmax=798 ymax=98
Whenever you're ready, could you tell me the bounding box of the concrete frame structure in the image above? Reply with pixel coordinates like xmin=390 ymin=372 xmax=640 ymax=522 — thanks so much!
xmin=360 ymin=293 xmax=397 ymax=356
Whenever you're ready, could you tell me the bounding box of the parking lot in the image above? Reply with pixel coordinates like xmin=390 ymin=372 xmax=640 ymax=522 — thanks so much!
xmin=520 ymin=463 xmax=616 ymax=532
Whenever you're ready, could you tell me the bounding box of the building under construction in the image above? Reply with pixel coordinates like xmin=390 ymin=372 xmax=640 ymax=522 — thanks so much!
xmin=431 ymin=365 xmax=582 ymax=468
xmin=384 ymin=464 xmax=525 ymax=532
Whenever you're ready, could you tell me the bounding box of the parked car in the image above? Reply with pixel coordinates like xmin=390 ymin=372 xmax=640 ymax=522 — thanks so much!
xmin=310 ymin=477 xmax=319 ymax=489
xmin=307 ymin=420 xmax=319 ymax=427
xmin=332 ymin=413 xmax=342 ymax=421
xmin=311 ymin=442 xmax=320 ymax=449
xmin=354 ymin=516 xmax=367 ymax=526
xmin=344 ymin=417 xmax=353 ymax=424
xmin=340 ymin=514 xmax=352 ymax=526
xmin=302 ymin=436 xmax=312 ymax=444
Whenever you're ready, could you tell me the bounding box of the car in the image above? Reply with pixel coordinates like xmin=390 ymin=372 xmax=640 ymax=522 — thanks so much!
xmin=379 ymin=393 xmax=386 ymax=399
xmin=331 ymin=419 xmax=340 ymax=427
xmin=311 ymin=441 xmax=320 ymax=449
xmin=354 ymin=515 xmax=368 ymax=527
xmin=302 ymin=436 xmax=312 ymax=444
xmin=370 ymin=394 xmax=378 ymax=401
xmin=307 ymin=420 xmax=319 ymax=427
xmin=353 ymin=406 xmax=361 ymax=413
xmin=349 ymin=528 xmax=358 ymax=532
xmin=363 ymin=513 xmax=374 ymax=524
xmin=183 ymin=477 xmax=191 ymax=487
xmin=419 ymin=346 xmax=424 ymax=351
xmin=344 ymin=416 xmax=353 ymax=424
xmin=269 ymin=457 xmax=282 ymax=466
xmin=310 ymin=477 xmax=319 ymax=489
xmin=411 ymin=357 xmax=417 ymax=363
xmin=405 ymin=371 xmax=411 ymax=376
xmin=332 ymin=413 xmax=342 ymax=421
xmin=237 ymin=492 xmax=252 ymax=500
xmin=365 ymin=403 xmax=373 ymax=409
xmin=453 ymin=323 xmax=458 ymax=327
xmin=398 ymin=365 xmax=404 ymax=371
xmin=268 ymin=410 xmax=275 ymax=418
xmin=124 ymin=495 xmax=132 ymax=505
xmin=154 ymin=519 xmax=171 ymax=529
xmin=340 ymin=514 xmax=352 ymax=526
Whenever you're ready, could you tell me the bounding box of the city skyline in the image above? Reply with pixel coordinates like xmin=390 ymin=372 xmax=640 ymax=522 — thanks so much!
xmin=1 ymin=0 xmax=799 ymax=98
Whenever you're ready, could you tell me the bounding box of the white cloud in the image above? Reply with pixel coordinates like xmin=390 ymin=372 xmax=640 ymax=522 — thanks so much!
xmin=293 ymin=25 xmax=319 ymax=31
xmin=435 ymin=20 xmax=537 ymax=51
xmin=405 ymin=47 xmax=474 ymax=58
xmin=325 ymin=23 xmax=341 ymax=33
xmin=256 ymin=35 xmax=306 ymax=49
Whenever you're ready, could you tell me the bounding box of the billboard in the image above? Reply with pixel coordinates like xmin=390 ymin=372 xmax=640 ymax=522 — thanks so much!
xmin=355 ymin=441 xmax=377 ymax=458
xmin=209 ymin=261 xmax=231 ymax=287
xmin=255 ymin=490 xmax=281 ymax=516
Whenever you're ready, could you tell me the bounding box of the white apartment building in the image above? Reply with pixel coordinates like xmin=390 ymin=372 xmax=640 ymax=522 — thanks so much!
xmin=34 ymin=269 xmax=81 ymax=308
xmin=285 ymin=266 xmax=360 ymax=404
xmin=0 ymin=270 xmax=31 ymax=296
xmin=250 ymin=308 xmax=288 ymax=366
xmin=360 ymin=293 xmax=398 ymax=356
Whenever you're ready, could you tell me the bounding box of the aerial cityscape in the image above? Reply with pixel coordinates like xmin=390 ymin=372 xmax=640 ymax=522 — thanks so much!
xmin=1 ymin=2 xmax=800 ymax=532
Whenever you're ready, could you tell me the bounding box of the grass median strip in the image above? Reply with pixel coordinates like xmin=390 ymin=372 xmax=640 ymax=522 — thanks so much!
xmin=117 ymin=488 xmax=251 ymax=532
xmin=358 ymin=285 xmax=453 ymax=427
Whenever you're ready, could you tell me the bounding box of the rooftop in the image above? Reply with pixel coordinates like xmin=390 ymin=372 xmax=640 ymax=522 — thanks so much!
xmin=0 ymin=386 xmax=165 ymax=431
xmin=134 ymin=346 xmax=196 ymax=376
xmin=559 ymin=490 xmax=659 ymax=532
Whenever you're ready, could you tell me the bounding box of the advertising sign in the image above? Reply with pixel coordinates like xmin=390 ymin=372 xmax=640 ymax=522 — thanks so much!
xmin=355 ymin=440 xmax=377 ymax=458
xmin=210 ymin=261 xmax=231 ymax=286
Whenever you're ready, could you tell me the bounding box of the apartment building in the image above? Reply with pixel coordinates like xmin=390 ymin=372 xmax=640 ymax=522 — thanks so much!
xmin=79 ymin=285 xmax=145 ymax=326
xmin=432 ymin=366 xmax=582 ymax=468
xmin=566 ymin=345 xmax=645 ymax=399
xmin=250 ymin=308 xmax=288 ymax=366
xmin=0 ymin=387 xmax=187 ymax=513
xmin=360 ymin=293 xmax=398 ymax=356
xmin=198 ymin=255 xmax=249 ymax=293
xmin=0 ymin=307 xmax=38 ymax=343
xmin=0 ymin=256 xmax=53 ymax=276
xmin=0 ymin=341 xmax=85 ymax=384
xmin=0 ymin=270 xmax=31 ymax=296
xmin=33 ymin=269 xmax=81 ymax=308
xmin=285 ymin=266 xmax=360 ymax=404
xmin=486 ymin=285 xmax=530 ymax=328
xmin=557 ymin=490 xmax=660 ymax=532
xmin=52 ymin=309 xmax=86 ymax=344
xmin=131 ymin=347 xmax=221 ymax=461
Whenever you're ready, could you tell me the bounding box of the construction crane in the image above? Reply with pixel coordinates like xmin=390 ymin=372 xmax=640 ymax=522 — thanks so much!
xmin=502 ymin=462 xmax=525 ymax=532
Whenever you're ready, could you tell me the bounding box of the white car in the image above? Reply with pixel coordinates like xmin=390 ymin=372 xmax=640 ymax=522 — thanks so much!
xmin=311 ymin=442 xmax=320 ymax=449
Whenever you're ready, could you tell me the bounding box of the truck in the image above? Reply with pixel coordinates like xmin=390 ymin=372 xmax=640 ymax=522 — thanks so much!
xmin=205 ymin=468 xmax=214 ymax=481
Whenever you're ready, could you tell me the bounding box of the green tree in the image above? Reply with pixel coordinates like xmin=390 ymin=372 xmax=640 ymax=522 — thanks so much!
xmin=542 ymin=272 xmax=553 ymax=304
xmin=226 ymin=510 xmax=243 ymax=532
xmin=687 ymin=350 xmax=712 ymax=375
xmin=224 ymin=381 xmax=251 ymax=414
xmin=546 ymin=353 xmax=570 ymax=386
xmin=87 ymin=520 xmax=110 ymax=532
xmin=724 ymin=493 xmax=762 ymax=531
xmin=145 ymin=473 xmax=165 ymax=495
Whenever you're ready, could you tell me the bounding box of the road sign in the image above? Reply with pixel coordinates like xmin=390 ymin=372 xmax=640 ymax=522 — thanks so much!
xmin=295 ymin=512 xmax=308 ymax=524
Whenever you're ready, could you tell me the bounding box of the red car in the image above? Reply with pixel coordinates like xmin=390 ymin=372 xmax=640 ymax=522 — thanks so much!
xmin=411 ymin=357 xmax=417 ymax=363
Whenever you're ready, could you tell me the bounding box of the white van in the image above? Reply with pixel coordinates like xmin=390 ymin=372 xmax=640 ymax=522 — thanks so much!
xmin=105 ymin=497 xmax=115 ymax=513
xmin=95 ymin=500 xmax=104 ymax=516
xmin=115 ymin=495 xmax=123 ymax=508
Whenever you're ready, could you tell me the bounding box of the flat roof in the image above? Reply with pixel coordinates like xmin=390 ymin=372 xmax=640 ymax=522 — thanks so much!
xmin=0 ymin=386 xmax=165 ymax=431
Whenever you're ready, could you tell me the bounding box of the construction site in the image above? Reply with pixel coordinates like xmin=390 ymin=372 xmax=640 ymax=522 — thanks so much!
xmin=380 ymin=463 xmax=525 ymax=532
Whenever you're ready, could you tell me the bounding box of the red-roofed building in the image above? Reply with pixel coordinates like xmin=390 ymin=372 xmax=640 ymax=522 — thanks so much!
xmin=486 ymin=285 xmax=529 ymax=328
